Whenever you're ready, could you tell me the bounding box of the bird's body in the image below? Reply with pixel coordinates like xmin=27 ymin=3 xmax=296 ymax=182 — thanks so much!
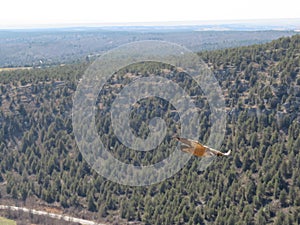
xmin=174 ymin=137 xmax=231 ymax=157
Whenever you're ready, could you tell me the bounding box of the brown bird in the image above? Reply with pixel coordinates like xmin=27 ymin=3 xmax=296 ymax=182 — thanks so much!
xmin=174 ymin=137 xmax=231 ymax=157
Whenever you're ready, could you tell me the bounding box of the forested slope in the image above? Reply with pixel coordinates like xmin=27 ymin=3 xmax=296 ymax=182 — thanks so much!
xmin=0 ymin=29 xmax=295 ymax=67
xmin=0 ymin=35 xmax=300 ymax=224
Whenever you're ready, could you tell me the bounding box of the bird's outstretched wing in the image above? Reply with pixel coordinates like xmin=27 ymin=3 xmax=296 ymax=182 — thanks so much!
xmin=174 ymin=137 xmax=231 ymax=157
xmin=206 ymin=147 xmax=231 ymax=157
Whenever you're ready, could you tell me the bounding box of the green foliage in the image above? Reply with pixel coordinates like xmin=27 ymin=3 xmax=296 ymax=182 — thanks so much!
xmin=0 ymin=217 xmax=16 ymax=225
xmin=0 ymin=34 xmax=299 ymax=224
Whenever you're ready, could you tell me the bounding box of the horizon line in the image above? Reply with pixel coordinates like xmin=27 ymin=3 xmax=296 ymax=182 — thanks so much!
xmin=1 ymin=17 xmax=300 ymax=30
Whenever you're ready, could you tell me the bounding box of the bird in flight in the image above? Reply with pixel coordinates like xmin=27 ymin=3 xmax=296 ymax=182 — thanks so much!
xmin=174 ymin=137 xmax=231 ymax=157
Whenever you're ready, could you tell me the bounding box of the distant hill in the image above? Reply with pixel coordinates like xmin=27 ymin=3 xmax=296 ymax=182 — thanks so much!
xmin=0 ymin=35 xmax=299 ymax=224
xmin=0 ymin=29 xmax=296 ymax=67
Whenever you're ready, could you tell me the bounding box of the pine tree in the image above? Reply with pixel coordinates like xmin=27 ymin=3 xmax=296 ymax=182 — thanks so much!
xmin=87 ymin=194 xmax=97 ymax=212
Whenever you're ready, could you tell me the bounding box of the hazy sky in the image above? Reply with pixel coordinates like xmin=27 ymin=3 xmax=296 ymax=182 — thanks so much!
xmin=1 ymin=0 xmax=300 ymax=28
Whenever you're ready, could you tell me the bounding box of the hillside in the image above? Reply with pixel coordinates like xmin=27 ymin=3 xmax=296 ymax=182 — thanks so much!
xmin=0 ymin=35 xmax=300 ymax=224
xmin=0 ymin=29 xmax=296 ymax=67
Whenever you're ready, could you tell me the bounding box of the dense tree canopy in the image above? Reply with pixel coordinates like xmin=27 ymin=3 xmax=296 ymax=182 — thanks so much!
xmin=0 ymin=35 xmax=299 ymax=224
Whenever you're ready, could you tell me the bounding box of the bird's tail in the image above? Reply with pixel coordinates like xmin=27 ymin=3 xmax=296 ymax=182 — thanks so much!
xmin=224 ymin=150 xmax=231 ymax=156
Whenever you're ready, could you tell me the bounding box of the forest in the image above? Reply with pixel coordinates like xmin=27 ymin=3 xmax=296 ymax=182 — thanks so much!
xmin=0 ymin=35 xmax=299 ymax=224
xmin=0 ymin=29 xmax=296 ymax=67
